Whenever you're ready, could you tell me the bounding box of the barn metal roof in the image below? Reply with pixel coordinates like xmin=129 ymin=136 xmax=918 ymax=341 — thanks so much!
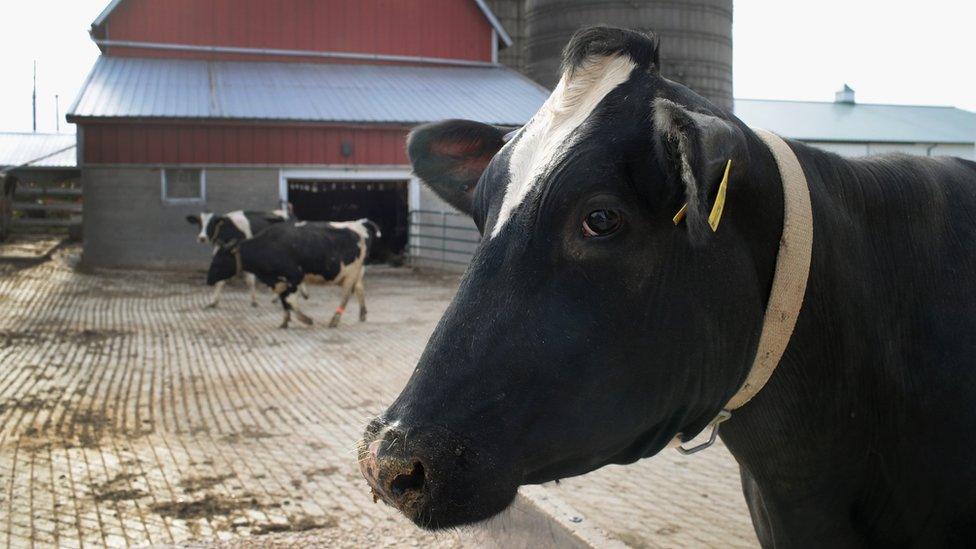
xmin=734 ymin=99 xmax=976 ymax=144
xmin=0 ymin=132 xmax=77 ymax=169
xmin=67 ymin=56 xmax=548 ymax=126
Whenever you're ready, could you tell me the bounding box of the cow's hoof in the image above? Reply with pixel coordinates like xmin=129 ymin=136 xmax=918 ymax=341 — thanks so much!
xmin=359 ymin=312 xmax=367 ymax=322
xmin=205 ymin=302 xmax=218 ymax=309
xmin=328 ymin=315 xmax=341 ymax=329
xmin=279 ymin=322 xmax=289 ymax=329
xmin=251 ymin=301 xmax=258 ymax=308
xmin=298 ymin=315 xmax=313 ymax=326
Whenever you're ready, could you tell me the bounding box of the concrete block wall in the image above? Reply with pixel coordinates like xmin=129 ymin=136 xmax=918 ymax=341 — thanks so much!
xmin=82 ymin=167 xmax=280 ymax=269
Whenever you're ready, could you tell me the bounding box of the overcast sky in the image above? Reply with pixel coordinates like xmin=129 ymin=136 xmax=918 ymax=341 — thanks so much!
xmin=0 ymin=0 xmax=973 ymax=134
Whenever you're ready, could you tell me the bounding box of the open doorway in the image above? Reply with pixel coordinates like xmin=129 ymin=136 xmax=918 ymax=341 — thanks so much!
xmin=287 ymin=179 xmax=408 ymax=263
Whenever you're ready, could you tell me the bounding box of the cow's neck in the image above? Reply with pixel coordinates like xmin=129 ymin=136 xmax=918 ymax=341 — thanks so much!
xmin=719 ymin=137 xmax=846 ymax=452
xmin=717 ymin=138 xmax=912 ymax=541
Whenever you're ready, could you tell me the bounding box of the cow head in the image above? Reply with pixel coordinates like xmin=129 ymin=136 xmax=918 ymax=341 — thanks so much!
xmin=186 ymin=211 xmax=216 ymax=243
xmin=359 ymin=218 xmax=383 ymax=241
xmin=361 ymin=27 xmax=780 ymax=529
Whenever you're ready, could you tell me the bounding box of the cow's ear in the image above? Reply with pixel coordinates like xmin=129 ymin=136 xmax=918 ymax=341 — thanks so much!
xmin=653 ymin=98 xmax=748 ymax=241
xmin=186 ymin=215 xmax=200 ymax=226
xmin=407 ymin=119 xmax=513 ymax=216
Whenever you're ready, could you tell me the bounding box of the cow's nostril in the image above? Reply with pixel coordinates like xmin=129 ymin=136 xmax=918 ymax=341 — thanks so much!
xmin=390 ymin=460 xmax=425 ymax=498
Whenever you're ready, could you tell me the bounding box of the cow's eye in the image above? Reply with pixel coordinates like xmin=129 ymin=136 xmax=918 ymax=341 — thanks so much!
xmin=582 ymin=209 xmax=621 ymax=237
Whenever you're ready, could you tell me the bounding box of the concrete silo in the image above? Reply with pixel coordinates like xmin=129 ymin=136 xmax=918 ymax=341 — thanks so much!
xmin=484 ymin=0 xmax=527 ymax=71
xmin=523 ymin=0 xmax=733 ymax=110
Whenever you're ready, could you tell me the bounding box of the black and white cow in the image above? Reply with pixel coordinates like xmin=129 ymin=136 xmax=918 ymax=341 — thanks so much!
xmin=359 ymin=27 xmax=976 ymax=545
xmin=207 ymin=218 xmax=381 ymax=329
xmin=186 ymin=209 xmax=290 ymax=307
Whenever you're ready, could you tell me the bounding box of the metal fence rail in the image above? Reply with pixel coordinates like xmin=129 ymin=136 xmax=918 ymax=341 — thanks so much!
xmin=11 ymin=186 xmax=82 ymax=232
xmin=407 ymin=209 xmax=479 ymax=268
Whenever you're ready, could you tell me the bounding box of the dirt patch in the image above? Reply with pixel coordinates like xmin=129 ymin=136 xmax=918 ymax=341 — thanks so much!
xmin=0 ymin=328 xmax=131 ymax=347
xmin=0 ymin=330 xmax=43 ymax=346
xmin=303 ymin=467 xmax=339 ymax=481
xmin=151 ymin=493 xmax=269 ymax=520
xmin=72 ymin=409 xmax=111 ymax=430
xmin=249 ymin=513 xmax=338 ymax=536
xmin=180 ymin=474 xmax=234 ymax=493
xmin=219 ymin=425 xmax=276 ymax=444
xmin=2 ymin=396 xmax=54 ymax=412
xmin=72 ymin=328 xmax=131 ymax=345
xmin=96 ymin=488 xmax=147 ymax=502
xmin=70 ymin=409 xmax=116 ymax=448
xmin=93 ymin=473 xmax=146 ymax=502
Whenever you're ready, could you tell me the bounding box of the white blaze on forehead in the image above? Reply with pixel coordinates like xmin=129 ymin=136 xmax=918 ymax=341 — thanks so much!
xmin=225 ymin=210 xmax=253 ymax=238
xmin=197 ymin=212 xmax=214 ymax=241
xmin=491 ymin=54 xmax=636 ymax=239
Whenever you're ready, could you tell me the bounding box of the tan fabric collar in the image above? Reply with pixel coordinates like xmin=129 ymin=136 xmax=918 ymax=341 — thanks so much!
xmin=724 ymin=129 xmax=814 ymax=410
xmin=673 ymin=129 xmax=813 ymax=453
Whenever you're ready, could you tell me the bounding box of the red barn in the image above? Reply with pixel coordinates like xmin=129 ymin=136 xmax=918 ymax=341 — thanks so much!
xmin=68 ymin=0 xmax=547 ymax=268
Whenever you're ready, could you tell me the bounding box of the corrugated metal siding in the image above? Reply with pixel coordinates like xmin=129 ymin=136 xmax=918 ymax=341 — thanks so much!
xmin=0 ymin=132 xmax=77 ymax=168
xmin=104 ymin=0 xmax=494 ymax=63
xmin=68 ymin=57 xmax=548 ymax=126
xmin=82 ymin=123 xmax=409 ymax=165
xmin=734 ymin=99 xmax=976 ymax=144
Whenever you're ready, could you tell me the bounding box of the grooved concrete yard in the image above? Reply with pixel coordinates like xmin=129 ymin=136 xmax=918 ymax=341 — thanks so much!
xmin=0 ymin=249 xmax=757 ymax=548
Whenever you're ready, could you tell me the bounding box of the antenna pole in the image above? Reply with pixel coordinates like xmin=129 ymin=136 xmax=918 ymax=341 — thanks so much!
xmin=55 ymin=95 xmax=60 ymax=133
xmin=32 ymin=61 xmax=37 ymax=132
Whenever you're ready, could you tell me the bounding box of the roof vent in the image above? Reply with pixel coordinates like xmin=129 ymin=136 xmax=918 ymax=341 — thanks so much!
xmin=835 ymin=84 xmax=855 ymax=104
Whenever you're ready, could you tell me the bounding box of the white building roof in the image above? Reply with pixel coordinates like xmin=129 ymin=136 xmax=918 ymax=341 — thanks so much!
xmin=0 ymin=132 xmax=77 ymax=169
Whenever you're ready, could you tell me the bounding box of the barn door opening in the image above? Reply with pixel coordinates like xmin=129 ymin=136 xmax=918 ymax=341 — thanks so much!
xmin=287 ymin=179 xmax=408 ymax=263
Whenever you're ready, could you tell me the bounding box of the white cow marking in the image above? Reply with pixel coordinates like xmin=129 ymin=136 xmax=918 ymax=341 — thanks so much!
xmin=197 ymin=212 xmax=214 ymax=243
xmin=225 ymin=210 xmax=253 ymax=238
xmin=491 ymin=55 xmax=636 ymax=239
xmin=327 ymin=219 xmax=371 ymax=240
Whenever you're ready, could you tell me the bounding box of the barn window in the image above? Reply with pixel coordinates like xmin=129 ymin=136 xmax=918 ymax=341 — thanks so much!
xmin=161 ymin=168 xmax=206 ymax=203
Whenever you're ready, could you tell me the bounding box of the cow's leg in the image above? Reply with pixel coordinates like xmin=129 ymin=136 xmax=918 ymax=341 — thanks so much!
xmin=246 ymin=273 xmax=259 ymax=307
xmin=285 ymin=292 xmax=313 ymax=326
xmin=329 ymin=281 xmax=355 ymax=329
xmin=274 ymin=281 xmax=291 ymax=329
xmin=355 ymin=273 xmax=367 ymax=322
xmin=299 ymin=282 xmax=309 ymax=300
xmin=206 ymin=280 xmax=225 ymax=308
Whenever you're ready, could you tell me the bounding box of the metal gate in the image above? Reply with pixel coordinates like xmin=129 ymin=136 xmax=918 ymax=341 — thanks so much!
xmin=407 ymin=209 xmax=479 ymax=269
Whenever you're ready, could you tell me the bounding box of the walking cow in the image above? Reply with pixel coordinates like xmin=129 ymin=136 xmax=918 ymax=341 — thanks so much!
xmin=186 ymin=209 xmax=290 ymax=307
xmin=207 ymin=219 xmax=381 ymax=329
xmin=359 ymin=27 xmax=976 ymax=546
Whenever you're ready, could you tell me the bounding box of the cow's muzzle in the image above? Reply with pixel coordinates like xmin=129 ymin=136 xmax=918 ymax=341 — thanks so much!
xmin=359 ymin=435 xmax=428 ymax=518
xmin=358 ymin=418 xmax=518 ymax=529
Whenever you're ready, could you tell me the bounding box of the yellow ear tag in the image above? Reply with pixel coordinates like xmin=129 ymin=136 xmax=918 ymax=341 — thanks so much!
xmin=672 ymin=203 xmax=688 ymax=225
xmin=707 ymin=159 xmax=732 ymax=232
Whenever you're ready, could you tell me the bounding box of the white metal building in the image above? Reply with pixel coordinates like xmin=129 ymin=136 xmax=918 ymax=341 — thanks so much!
xmin=735 ymin=86 xmax=976 ymax=160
